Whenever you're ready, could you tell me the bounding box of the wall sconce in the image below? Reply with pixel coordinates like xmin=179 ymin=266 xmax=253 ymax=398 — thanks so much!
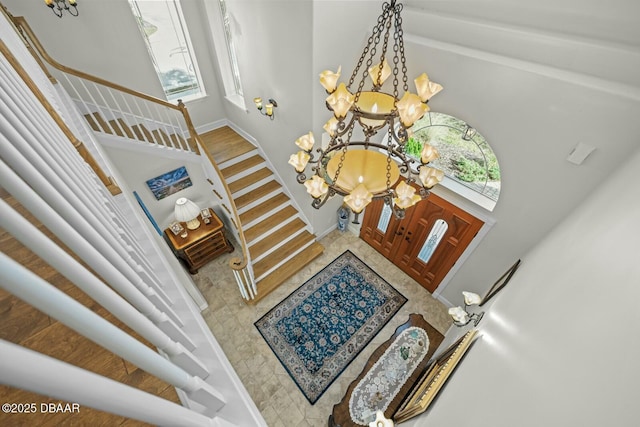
xmin=174 ymin=197 xmax=201 ymax=230
xmin=448 ymin=291 xmax=484 ymax=327
xmin=45 ymin=0 xmax=79 ymax=18
xmin=254 ymin=97 xmax=277 ymax=120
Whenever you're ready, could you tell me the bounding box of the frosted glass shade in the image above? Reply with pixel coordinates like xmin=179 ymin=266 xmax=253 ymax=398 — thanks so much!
xmin=326 ymin=83 xmax=354 ymax=118
xmin=344 ymin=183 xmax=373 ymax=213
xmin=295 ymin=131 xmax=315 ymax=151
xmin=420 ymin=143 xmax=439 ymax=164
xmin=355 ymin=91 xmax=396 ymax=128
xmin=304 ymin=175 xmax=329 ymax=199
xmin=323 ymin=117 xmax=339 ymax=136
xmin=174 ymin=197 xmax=201 ymax=230
xmin=393 ymin=181 xmax=421 ymax=210
xmin=326 ymin=149 xmax=400 ymax=194
xmin=414 ymin=73 xmax=443 ymax=102
xmin=319 ymin=66 xmax=341 ymax=93
xmin=396 ymin=92 xmax=428 ymax=127
xmin=419 ymin=167 xmax=444 ymax=188
xmin=289 ymin=151 xmax=310 ymax=172
xmin=463 ymin=291 xmax=482 ymax=306
xmin=448 ymin=306 xmax=469 ymax=324
xmin=368 ymin=59 xmax=391 ymax=87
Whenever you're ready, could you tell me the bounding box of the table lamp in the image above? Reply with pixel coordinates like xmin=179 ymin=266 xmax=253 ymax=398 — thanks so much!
xmin=174 ymin=197 xmax=201 ymax=230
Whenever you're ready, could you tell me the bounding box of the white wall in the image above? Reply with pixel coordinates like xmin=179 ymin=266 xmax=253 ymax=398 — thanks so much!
xmin=8 ymin=0 xmax=640 ymax=310
xmin=406 ymin=146 xmax=640 ymax=426
xmin=101 ymin=144 xmax=216 ymax=231
xmin=2 ymin=0 xmax=227 ymax=128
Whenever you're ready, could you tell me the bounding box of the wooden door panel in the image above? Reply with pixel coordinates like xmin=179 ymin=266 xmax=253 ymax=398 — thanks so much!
xmin=361 ymin=193 xmax=484 ymax=293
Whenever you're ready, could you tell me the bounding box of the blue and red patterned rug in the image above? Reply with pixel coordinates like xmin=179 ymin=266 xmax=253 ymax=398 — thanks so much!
xmin=255 ymin=250 xmax=407 ymax=404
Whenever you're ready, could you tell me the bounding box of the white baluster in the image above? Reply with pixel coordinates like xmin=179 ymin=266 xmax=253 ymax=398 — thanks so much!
xmin=0 ymin=151 xmax=188 ymax=338
xmin=0 ymin=253 xmax=226 ymax=413
xmin=0 ymin=340 xmax=219 ymax=427
xmin=0 ymin=199 xmax=207 ymax=378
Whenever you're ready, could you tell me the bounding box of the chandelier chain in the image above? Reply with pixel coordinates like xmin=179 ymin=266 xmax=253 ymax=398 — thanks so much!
xmin=394 ymin=6 xmax=409 ymax=93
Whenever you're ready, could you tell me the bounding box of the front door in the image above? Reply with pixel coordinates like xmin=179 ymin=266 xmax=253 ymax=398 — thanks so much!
xmin=360 ymin=193 xmax=483 ymax=293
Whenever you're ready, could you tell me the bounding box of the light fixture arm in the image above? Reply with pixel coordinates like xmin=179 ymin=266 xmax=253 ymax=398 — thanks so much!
xmin=46 ymin=0 xmax=79 ymax=18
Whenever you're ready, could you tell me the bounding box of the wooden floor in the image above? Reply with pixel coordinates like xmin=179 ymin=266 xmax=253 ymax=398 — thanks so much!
xmin=0 ymin=188 xmax=180 ymax=426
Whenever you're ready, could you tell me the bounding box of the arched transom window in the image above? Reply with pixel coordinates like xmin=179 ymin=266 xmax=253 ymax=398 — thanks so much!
xmin=407 ymin=112 xmax=501 ymax=210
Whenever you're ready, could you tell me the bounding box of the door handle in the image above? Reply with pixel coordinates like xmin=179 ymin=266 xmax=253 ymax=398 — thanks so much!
xmin=405 ymin=231 xmax=412 ymax=242
xmin=395 ymin=226 xmax=405 ymax=236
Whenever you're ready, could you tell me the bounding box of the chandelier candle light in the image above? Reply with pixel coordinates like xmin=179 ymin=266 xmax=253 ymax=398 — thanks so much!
xmin=289 ymin=0 xmax=445 ymax=218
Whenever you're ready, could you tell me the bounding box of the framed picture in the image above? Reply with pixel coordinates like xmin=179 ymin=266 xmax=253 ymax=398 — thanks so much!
xmin=145 ymin=166 xmax=192 ymax=200
xmin=200 ymin=208 xmax=212 ymax=224
xmin=393 ymin=329 xmax=479 ymax=424
xmin=479 ymin=259 xmax=521 ymax=306
xmin=168 ymin=221 xmax=184 ymax=236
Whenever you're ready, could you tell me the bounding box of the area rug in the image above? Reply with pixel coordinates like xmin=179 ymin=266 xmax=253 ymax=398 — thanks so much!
xmin=254 ymin=250 xmax=407 ymax=404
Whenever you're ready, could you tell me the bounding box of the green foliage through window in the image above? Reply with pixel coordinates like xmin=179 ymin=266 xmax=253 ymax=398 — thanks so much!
xmin=407 ymin=112 xmax=501 ymax=202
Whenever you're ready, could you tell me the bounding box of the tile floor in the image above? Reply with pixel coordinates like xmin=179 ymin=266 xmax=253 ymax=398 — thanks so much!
xmin=193 ymin=229 xmax=452 ymax=427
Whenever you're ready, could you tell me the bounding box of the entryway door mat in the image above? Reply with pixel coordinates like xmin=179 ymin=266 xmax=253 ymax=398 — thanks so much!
xmin=255 ymin=250 xmax=407 ymax=404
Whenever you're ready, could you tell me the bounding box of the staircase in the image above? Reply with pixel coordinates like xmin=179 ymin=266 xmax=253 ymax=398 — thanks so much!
xmin=200 ymin=127 xmax=324 ymax=304
xmin=84 ymin=112 xmax=323 ymax=304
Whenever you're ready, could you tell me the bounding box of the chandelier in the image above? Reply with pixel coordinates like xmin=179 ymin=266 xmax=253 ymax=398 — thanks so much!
xmin=289 ymin=0 xmax=444 ymax=219
xmin=45 ymin=0 xmax=79 ymax=18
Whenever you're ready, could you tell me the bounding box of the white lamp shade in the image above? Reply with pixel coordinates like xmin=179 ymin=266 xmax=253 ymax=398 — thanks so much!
xmin=174 ymin=197 xmax=201 ymax=230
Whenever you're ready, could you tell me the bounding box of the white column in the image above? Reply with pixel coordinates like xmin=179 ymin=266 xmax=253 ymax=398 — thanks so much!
xmin=0 ymin=253 xmax=226 ymax=414
xmin=0 ymin=340 xmax=218 ymax=427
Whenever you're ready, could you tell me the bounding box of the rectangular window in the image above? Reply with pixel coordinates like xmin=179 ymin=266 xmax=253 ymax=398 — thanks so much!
xmin=129 ymin=0 xmax=204 ymax=102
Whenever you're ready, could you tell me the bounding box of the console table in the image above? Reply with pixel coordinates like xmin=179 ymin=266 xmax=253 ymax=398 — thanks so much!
xmin=164 ymin=208 xmax=233 ymax=274
xmin=329 ymin=313 xmax=444 ymax=427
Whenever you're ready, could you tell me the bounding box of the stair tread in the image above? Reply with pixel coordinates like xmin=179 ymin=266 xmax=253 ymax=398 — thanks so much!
xmin=221 ymin=154 xmax=264 ymax=179
xmin=170 ymin=133 xmax=188 ymax=150
xmin=152 ymin=129 xmax=172 ymax=146
xmin=107 ymin=118 xmax=134 ymax=139
xmin=248 ymin=242 xmax=324 ymax=305
xmin=235 ymin=180 xmax=281 ymax=209
xmin=85 ymin=112 xmax=112 ymax=134
xmin=239 ymin=193 xmax=290 ymax=224
xmin=229 ymin=167 xmax=272 ymax=194
xmin=249 ymin=218 xmax=306 ymax=260
xmin=245 ymin=205 xmax=298 ymax=242
xmin=200 ymin=127 xmax=255 ymax=163
xmin=131 ymin=124 xmax=154 ymax=143
xmin=252 ymin=231 xmax=316 ymax=279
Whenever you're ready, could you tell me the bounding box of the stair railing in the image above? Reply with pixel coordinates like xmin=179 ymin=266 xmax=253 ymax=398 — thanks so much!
xmin=12 ymin=15 xmax=256 ymax=300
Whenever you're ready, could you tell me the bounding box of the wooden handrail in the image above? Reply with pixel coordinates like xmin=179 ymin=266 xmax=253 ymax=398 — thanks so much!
xmin=0 ymin=38 xmax=121 ymax=196
xmin=178 ymin=101 xmax=249 ymax=272
xmin=11 ymin=14 xmax=252 ymax=281
xmin=13 ymin=16 xmax=182 ymax=113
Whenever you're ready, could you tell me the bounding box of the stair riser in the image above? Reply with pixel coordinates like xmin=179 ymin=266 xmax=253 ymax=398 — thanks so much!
xmin=232 ymin=177 xmax=277 ymax=199
xmin=250 ymin=227 xmax=307 ymax=264
xmin=246 ymin=214 xmax=300 ymax=246
xmin=253 ymin=239 xmax=316 ymax=283
xmin=217 ymin=149 xmax=260 ymax=170
xmin=237 ymin=189 xmax=283 ymax=213
xmin=240 ymin=200 xmax=291 ymax=228
xmin=224 ymin=163 xmax=267 ymax=184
